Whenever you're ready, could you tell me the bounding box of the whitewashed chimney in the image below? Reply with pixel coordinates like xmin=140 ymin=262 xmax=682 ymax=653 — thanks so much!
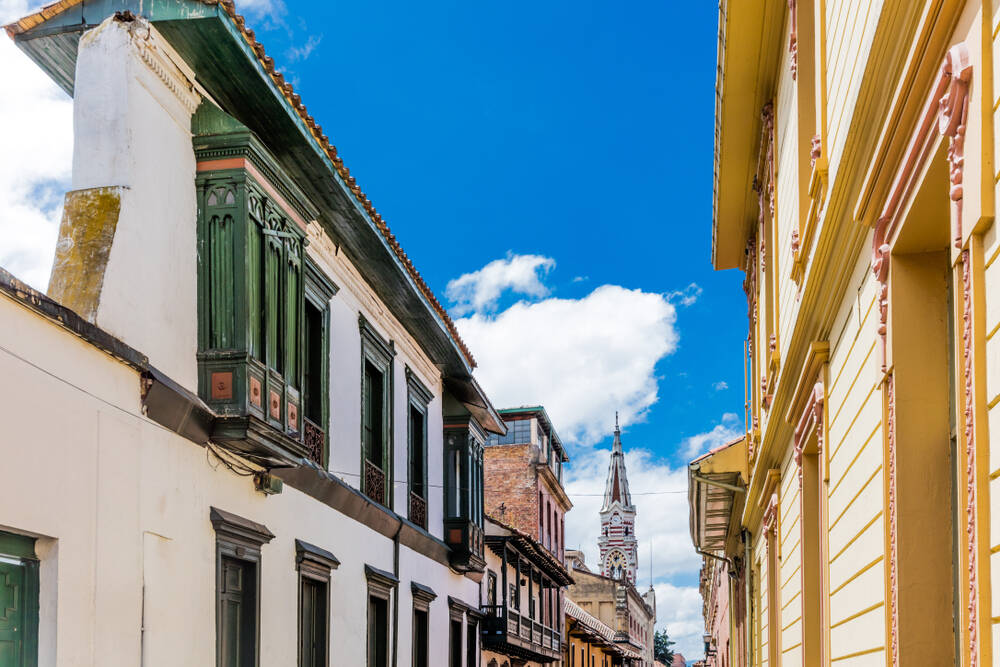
xmin=49 ymin=14 xmax=202 ymax=387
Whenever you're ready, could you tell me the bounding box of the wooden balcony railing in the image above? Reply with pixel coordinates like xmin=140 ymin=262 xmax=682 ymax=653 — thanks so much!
xmin=364 ymin=458 xmax=385 ymax=505
xmin=409 ymin=491 xmax=427 ymax=529
xmin=480 ymin=605 xmax=561 ymax=656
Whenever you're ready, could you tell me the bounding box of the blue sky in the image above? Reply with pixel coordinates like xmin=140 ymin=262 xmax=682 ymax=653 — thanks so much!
xmin=0 ymin=0 xmax=743 ymax=659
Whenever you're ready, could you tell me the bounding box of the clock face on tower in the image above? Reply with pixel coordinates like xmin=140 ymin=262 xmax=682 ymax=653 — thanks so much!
xmin=611 ymin=513 xmax=622 ymax=525
xmin=606 ymin=550 xmax=627 ymax=580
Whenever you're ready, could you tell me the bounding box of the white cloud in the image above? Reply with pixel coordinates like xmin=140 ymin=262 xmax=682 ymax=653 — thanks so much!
xmin=234 ymin=0 xmax=287 ymax=23
xmin=713 ymin=380 xmax=728 ymax=391
xmin=668 ymin=282 xmax=703 ymax=307
xmin=446 ymin=253 xmax=556 ymax=315
xmin=652 ymin=581 xmax=706 ymax=660
xmin=0 ymin=0 xmax=73 ymax=291
xmin=562 ymin=446 xmax=705 ymax=659
xmin=456 ymin=284 xmax=677 ymax=444
xmin=681 ymin=412 xmax=743 ymax=459
xmin=285 ymin=34 xmax=322 ymax=63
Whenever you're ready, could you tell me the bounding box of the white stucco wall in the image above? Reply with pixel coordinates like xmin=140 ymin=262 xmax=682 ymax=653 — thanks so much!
xmin=0 ymin=18 xmax=484 ymax=667
xmin=71 ymin=18 xmax=199 ymax=389
xmin=0 ymin=290 xmax=478 ymax=666
xmin=305 ymin=225 xmax=448 ymax=541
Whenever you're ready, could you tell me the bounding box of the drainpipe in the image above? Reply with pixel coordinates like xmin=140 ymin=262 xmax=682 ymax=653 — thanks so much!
xmin=743 ymin=529 xmax=751 ymax=667
xmin=392 ymin=520 xmax=401 ymax=667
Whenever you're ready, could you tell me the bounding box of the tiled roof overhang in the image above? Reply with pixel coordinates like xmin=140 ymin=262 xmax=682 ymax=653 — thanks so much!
xmin=5 ymin=0 xmax=496 ymax=424
xmin=485 ymin=516 xmax=574 ymax=586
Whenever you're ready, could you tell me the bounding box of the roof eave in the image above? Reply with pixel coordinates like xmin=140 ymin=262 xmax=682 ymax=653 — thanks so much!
xmin=6 ymin=0 xmax=480 ymax=379
xmin=688 ymin=436 xmax=748 ymax=553
xmin=712 ymin=0 xmax=784 ymax=271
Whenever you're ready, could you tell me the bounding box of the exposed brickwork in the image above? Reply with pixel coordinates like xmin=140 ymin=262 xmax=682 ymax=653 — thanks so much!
xmin=484 ymin=443 xmax=539 ymax=540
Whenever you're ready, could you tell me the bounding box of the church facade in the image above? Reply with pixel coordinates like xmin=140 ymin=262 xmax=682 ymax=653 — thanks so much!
xmin=566 ymin=420 xmax=656 ymax=667
xmin=598 ymin=419 xmax=639 ymax=585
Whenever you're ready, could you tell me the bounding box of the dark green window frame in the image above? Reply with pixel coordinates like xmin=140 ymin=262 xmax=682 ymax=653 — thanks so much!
xmin=211 ymin=507 xmax=274 ymax=667
xmin=365 ymin=565 xmax=398 ymax=667
xmin=192 ymin=105 xmax=339 ymax=466
xmin=360 ymin=316 xmax=395 ymax=508
xmin=406 ymin=367 xmax=432 ymax=529
xmin=0 ymin=531 xmax=39 ymax=667
xmin=296 ymin=540 xmax=339 ymax=667
xmin=444 ymin=425 xmax=485 ymax=527
xmin=411 ymin=582 xmax=436 ymax=667
xmin=302 ymin=262 xmax=337 ymax=467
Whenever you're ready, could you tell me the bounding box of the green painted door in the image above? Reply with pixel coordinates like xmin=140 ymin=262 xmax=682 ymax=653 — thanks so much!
xmin=0 ymin=532 xmax=38 ymax=667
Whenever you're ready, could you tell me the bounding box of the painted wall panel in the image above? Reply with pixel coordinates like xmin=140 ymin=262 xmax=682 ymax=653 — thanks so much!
xmin=826 ymin=1 xmax=881 ymax=175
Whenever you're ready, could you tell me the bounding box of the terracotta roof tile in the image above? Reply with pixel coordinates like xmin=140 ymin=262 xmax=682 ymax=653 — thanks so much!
xmin=5 ymin=0 xmax=476 ymax=369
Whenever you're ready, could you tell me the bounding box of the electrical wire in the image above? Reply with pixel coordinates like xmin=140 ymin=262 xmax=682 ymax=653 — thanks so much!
xmin=0 ymin=341 xmax=688 ymax=495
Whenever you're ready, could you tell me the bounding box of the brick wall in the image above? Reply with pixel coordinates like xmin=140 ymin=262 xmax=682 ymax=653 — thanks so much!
xmin=484 ymin=443 xmax=538 ymax=539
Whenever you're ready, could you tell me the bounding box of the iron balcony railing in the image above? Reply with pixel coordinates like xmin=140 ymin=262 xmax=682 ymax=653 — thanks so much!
xmin=364 ymin=458 xmax=386 ymax=505
xmin=409 ymin=491 xmax=427 ymax=530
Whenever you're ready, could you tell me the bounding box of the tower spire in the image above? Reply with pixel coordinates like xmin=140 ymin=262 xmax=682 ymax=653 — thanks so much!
xmin=598 ymin=414 xmax=638 ymax=583
xmin=602 ymin=415 xmax=631 ymax=510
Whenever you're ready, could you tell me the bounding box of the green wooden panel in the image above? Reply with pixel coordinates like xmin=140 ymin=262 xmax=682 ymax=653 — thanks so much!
xmin=219 ymin=556 xmax=255 ymax=667
xmin=0 ymin=553 xmax=38 ymax=667
xmin=265 ymin=236 xmax=282 ymax=375
xmin=299 ymin=578 xmax=326 ymax=667
xmin=284 ymin=239 xmax=301 ymax=389
xmin=0 ymin=534 xmax=34 ymax=561
xmin=247 ymin=217 xmax=263 ymax=362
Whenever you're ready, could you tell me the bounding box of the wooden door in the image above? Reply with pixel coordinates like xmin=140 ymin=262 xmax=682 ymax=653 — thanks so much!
xmin=0 ymin=557 xmax=37 ymax=667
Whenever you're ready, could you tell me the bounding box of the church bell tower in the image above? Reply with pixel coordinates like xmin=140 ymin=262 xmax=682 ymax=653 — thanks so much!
xmin=598 ymin=415 xmax=638 ymax=584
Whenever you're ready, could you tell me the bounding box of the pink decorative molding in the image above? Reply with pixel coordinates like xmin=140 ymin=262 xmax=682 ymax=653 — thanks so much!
xmin=810 ymin=134 xmax=822 ymax=166
xmin=869 ymin=41 xmax=974 ymax=667
xmin=939 ymin=47 xmax=973 ymax=248
xmin=962 ymin=250 xmax=979 ymax=666
xmin=874 ymin=242 xmax=891 ymax=373
xmin=762 ymin=493 xmax=779 ymax=536
xmin=793 ymin=381 xmax=824 ymax=477
xmin=885 ymin=373 xmax=900 ymax=667
xmin=788 ymin=0 xmax=798 ymax=81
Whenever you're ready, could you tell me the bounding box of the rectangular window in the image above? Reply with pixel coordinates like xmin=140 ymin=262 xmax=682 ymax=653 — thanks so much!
xmin=363 ymin=361 xmax=385 ymax=469
xmin=296 ymin=540 xmax=337 ymax=667
xmin=368 ymin=596 xmax=389 ymax=667
xmin=465 ymin=619 xmax=477 ymax=667
xmin=487 ymin=572 xmax=497 ymax=607
xmin=487 ymin=418 xmax=531 ymax=446
xmin=410 ymin=581 xmax=435 ymax=667
xmin=413 ymin=608 xmax=429 ymax=667
xmin=449 ymin=619 xmax=462 ymax=667
xmin=299 ymin=578 xmax=326 ymax=667
xmin=360 ymin=317 xmax=394 ymax=507
xmin=301 ymin=262 xmax=336 ymax=466
xmin=211 ymin=507 xmax=273 ymax=667
xmin=365 ymin=565 xmax=397 ymax=667
xmin=407 ymin=368 xmax=432 ymax=530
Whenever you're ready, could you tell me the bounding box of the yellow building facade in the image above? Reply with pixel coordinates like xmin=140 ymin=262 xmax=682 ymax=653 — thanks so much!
xmin=692 ymin=0 xmax=1000 ymax=665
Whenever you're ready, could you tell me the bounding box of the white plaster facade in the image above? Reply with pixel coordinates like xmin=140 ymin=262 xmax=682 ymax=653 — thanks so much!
xmin=0 ymin=13 xmax=493 ymax=667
